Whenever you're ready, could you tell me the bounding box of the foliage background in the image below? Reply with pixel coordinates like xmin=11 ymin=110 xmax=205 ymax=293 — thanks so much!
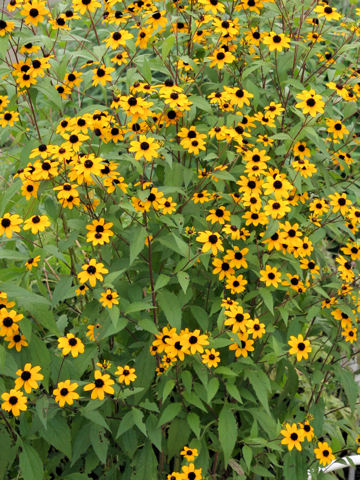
xmin=0 ymin=0 xmax=360 ymax=479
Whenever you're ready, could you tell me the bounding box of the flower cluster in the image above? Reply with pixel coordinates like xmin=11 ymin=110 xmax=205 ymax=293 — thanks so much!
xmin=0 ymin=0 xmax=360 ymax=477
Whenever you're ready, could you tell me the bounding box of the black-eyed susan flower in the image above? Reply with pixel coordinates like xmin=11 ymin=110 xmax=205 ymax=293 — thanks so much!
xmin=166 ymin=333 xmax=190 ymax=361
xmin=280 ymin=423 xmax=305 ymax=451
xmin=259 ymin=265 xmax=282 ymax=287
xmin=53 ymin=380 xmax=79 ymax=407
xmin=295 ymin=89 xmax=325 ymax=117
xmin=196 ymin=231 xmax=224 ymax=255
xmin=77 ymin=259 xmax=108 ymax=287
xmin=229 ymin=332 xmax=254 ymax=358
xmin=129 ymin=135 xmax=160 ymax=162
xmin=299 ymin=421 xmax=314 ymax=442
xmin=326 ymin=118 xmax=349 ymax=140
xmin=86 ymin=323 xmax=101 ymax=341
xmin=208 ymin=48 xmax=235 ymax=69
xmin=23 ymin=215 xmax=51 ymax=234
xmin=58 ymin=333 xmax=85 ymax=358
xmin=314 ymin=3 xmax=341 ymax=21
xmin=342 ymin=327 xmax=357 ymax=343
xmin=263 ymin=32 xmax=290 ymax=52
xmin=160 ymin=197 xmax=177 ymax=215
xmin=314 ymin=441 xmax=335 ymax=466
xmin=0 ymin=111 xmax=19 ymax=127
xmin=73 ymin=0 xmax=101 ymax=14
xmin=212 ymin=257 xmax=235 ymax=280
xmin=0 ymin=19 xmax=14 ymax=36
xmin=181 ymin=446 xmax=199 ymax=462
xmin=105 ymin=29 xmax=133 ymax=49
xmin=1 ymin=389 xmax=27 ymax=416
xmin=192 ymin=190 xmax=211 ymax=204
xmin=288 ymin=334 xmax=312 ymax=361
xmin=25 ymin=255 xmax=41 ymax=270
xmin=75 ymin=284 xmax=88 ymax=296
xmin=99 ymin=289 xmax=119 ymax=309
xmin=86 ymin=218 xmax=114 ymax=246
xmin=181 ymin=463 xmax=202 ymax=480
xmin=201 ymin=348 xmax=220 ymax=368
xmin=224 ymin=305 xmax=250 ymax=333
xmin=115 ymin=365 xmax=137 ymax=385
xmin=328 ymin=192 xmax=352 ymax=215
xmin=293 ymin=141 xmax=310 ymax=159
xmin=225 ymin=274 xmax=248 ymax=294
xmin=0 ymin=308 xmax=23 ymax=337
xmin=20 ymin=0 xmax=49 ymax=26
xmin=206 ymin=206 xmax=231 ymax=225
xmin=5 ymin=332 xmax=28 ymax=352
xmin=83 ymin=370 xmax=115 ymax=400
xmin=0 ymin=213 xmax=22 ymax=238
xmin=15 ymin=363 xmax=43 ymax=393
xmin=247 ymin=318 xmax=266 ymax=339
xmin=21 ymin=180 xmax=39 ymax=201
xmin=92 ymin=65 xmax=115 ymax=87
xmin=152 ymin=326 xmax=177 ymax=354
xmin=185 ymin=329 xmax=209 ymax=354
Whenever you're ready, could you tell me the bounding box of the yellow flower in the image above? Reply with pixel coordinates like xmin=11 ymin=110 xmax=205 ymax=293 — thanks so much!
xmin=83 ymin=370 xmax=115 ymax=400
xmin=53 ymin=380 xmax=79 ymax=407
xmin=58 ymin=333 xmax=85 ymax=358
xmin=201 ymin=348 xmax=220 ymax=368
xmin=280 ymin=423 xmax=305 ymax=451
xmin=0 ymin=213 xmax=23 ymax=238
xmin=77 ymin=259 xmax=109 ymax=287
xmin=1 ymin=389 xmax=27 ymax=416
xmin=295 ymin=89 xmax=325 ymax=117
xmin=180 ymin=446 xmax=199 ymax=462
xmin=288 ymin=334 xmax=311 ymax=361
xmin=15 ymin=363 xmax=43 ymax=393
xmin=314 ymin=441 xmax=335 ymax=466
xmin=129 ymin=135 xmax=160 ymax=162
xmin=25 ymin=255 xmax=41 ymax=270
xmin=263 ymin=32 xmax=290 ymax=52
xmin=99 ymin=289 xmax=119 ymax=309
xmin=115 ymin=365 xmax=137 ymax=385
xmin=23 ymin=215 xmax=51 ymax=234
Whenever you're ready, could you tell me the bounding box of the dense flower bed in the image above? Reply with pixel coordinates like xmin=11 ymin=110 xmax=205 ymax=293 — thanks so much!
xmin=0 ymin=0 xmax=360 ymax=479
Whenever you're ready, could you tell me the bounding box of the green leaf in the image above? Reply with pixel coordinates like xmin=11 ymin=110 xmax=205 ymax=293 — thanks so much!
xmin=0 ymin=429 xmax=12 ymax=479
xmin=334 ymin=365 xmax=358 ymax=410
xmin=191 ymin=95 xmax=212 ymax=113
xmin=129 ymin=227 xmax=148 ymax=265
xmin=40 ymin=415 xmax=72 ymax=459
xmin=116 ymin=410 xmax=135 ymax=438
xmin=52 ymin=276 xmax=74 ymax=306
xmin=187 ymin=412 xmax=201 ymax=438
xmin=134 ymin=440 xmax=157 ymax=480
xmin=35 ymin=80 xmax=63 ymax=110
xmin=157 ymin=402 xmax=182 ymax=427
xmin=81 ymin=409 xmax=110 ymax=431
xmin=90 ymin=425 xmax=108 ymax=464
xmin=177 ymin=271 xmax=190 ymax=294
xmin=246 ymin=370 xmax=271 ymax=413
xmin=154 ymin=274 xmax=170 ymax=291
xmin=0 ymin=282 xmax=51 ymax=306
xmin=259 ymin=287 xmax=274 ymax=315
xmin=161 ymin=35 xmax=175 ymax=59
xmin=207 ymin=377 xmax=219 ymax=403
xmin=157 ymin=290 xmax=182 ymax=330
xmin=19 ymin=443 xmax=44 ymax=480
xmin=132 ymin=408 xmax=147 ymax=436
xmin=242 ymin=445 xmax=253 ymax=470
xmin=218 ymin=405 xmax=237 ymax=466
xmin=162 ymin=379 xmax=176 ymax=402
